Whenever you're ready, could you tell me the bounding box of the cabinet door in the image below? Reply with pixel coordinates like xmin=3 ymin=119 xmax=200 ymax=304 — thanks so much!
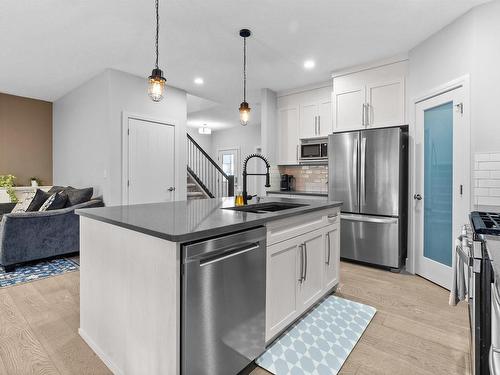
xmin=324 ymin=223 xmax=340 ymax=291
xmin=297 ymin=229 xmax=325 ymax=311
xmin=266 ymin=239 xmax=300 ymax=341
xmin=299 ymin=103 xmax=318 ymax=139
xmin=318 ymin=98 xmax=332 ymax=137
xmin=333 ymin=86 xmax=366 ymax=132
xmin=366 ymin=78 xmax=405 ymax=128
xmin=277 ymin=106 xmax=299 ymax=164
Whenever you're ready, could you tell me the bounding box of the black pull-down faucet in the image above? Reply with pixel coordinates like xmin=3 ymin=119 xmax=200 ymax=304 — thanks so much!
xmin=242 ymin=154 xmax=271 ymax=205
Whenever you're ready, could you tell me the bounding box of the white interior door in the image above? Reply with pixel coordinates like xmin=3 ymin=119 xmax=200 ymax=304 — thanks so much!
xmin=127 ymin=118 xmax=175 ymax=204
xmin=414 ymin=87 xmax=469 ymax=289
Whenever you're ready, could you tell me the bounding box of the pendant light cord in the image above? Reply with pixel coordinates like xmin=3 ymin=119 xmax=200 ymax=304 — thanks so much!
xmin=155 ymin=0 xmax=159 ymax=69
xmin=243 ymin=36 xmax=247 ymax=102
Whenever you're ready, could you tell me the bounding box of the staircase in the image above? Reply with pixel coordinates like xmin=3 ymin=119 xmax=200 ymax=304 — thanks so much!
xmin=186 ymin=134 xmax=235 ymax=200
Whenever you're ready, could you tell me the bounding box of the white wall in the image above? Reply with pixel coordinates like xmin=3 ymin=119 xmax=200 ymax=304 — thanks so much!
xmin=53 ymin=71 xmax=110 ymax=198
xmin=53 ymin=69 xmax=187 ymax=205
xmin=409 ymin=0 xmax=500 ymax=156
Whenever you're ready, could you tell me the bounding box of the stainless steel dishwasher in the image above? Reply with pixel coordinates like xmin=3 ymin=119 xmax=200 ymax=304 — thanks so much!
xmin=181 ymin=226 xmax=266 ymax=375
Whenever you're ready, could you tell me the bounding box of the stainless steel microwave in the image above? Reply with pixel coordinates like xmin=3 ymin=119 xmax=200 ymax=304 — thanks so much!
xmin=300 ymin=138 xmax=328 ymax=162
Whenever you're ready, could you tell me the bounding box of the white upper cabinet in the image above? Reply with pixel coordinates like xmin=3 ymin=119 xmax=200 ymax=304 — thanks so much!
xmin=277 ymin=86 xmax=332 ymax=165
xmin=366 ymin=78 xmax=405 ymax=128
xmin=333 ymin=86 xmax=365 ymax=132
xmin=299 ymin=102 xmax=318 ymax=139
xmin=332 ymin=60 xmax=408 ymax=132
xmin=277 ymin=106 xmax=299 ymax=164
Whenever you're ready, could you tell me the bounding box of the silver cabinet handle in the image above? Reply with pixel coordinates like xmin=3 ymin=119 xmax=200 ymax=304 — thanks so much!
xmin=327 ymin=213 xmax=338 ymax=219
xmin=318 ymin=115 xmax=321 ymax=135
xmin=296 ymin=144 xmax=299 ymax=161
xmin=366 ymin=103 xmax=370 ymax=126
xmin=298 ymin=244 xmax=304 ymax=282
xmin=325 ymin=232 xmax=331 ymax=265
xmin=303 ymin=242 xmax=308 ymax=282
xmin=314 ymin=116 xmax=318 ymax=135
xmin=362 ymin=104 xmax=365 ymax=126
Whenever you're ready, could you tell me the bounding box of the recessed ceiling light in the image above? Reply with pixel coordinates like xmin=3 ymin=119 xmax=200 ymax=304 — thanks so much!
xmin=194 ymin=77 xmax=204 ymax=85
xmin=303 ymin=60 xmax=315 ymax=70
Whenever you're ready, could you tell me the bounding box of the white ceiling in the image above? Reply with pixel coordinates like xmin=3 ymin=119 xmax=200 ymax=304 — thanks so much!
xmin=0 ymin=0 xmax=489 ymax=129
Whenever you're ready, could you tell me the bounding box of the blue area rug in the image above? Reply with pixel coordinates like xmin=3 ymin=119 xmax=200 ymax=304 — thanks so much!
xmin=0 ymin=258 xmax=79 ymax=288
xmin=256 ymin=295 xmax=376 ymax=375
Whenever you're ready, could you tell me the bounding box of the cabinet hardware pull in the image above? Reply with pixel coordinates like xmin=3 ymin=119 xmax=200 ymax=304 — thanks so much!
xmin=298 ymin=244 xmax=303 ymax=282
xmin=296 ymin=144 xmax=299 ymax=161
xmin=318 ymin=116 xmax=321 ymax=134
xmin=366 ymin=103 xmax=370 ymax=126
xmin=327 ymin=214 xmax=338 ymax=219
xmin=326 ymin=232 xmax=331 ymax=265
xmin=362 ymin=104 xmax=366 ymax=126
xmin=303 ymin=242 xmax=307 ymax=282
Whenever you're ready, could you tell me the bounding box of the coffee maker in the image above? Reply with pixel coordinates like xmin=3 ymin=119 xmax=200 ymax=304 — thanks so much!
xmin=280 ymin=174 xmax=294 ymax=191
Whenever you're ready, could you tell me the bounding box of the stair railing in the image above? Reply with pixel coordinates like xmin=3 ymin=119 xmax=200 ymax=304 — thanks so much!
xmin=187 ymin=134 xmax=235 ymax=198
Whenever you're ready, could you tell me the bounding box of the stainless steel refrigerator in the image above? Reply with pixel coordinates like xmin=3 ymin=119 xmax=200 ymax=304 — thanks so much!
xmin=328 ymin=126 xmax=408 ymax=269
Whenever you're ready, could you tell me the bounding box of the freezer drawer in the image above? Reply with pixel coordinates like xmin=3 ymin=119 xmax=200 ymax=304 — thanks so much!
xmin=340 ymin=214 xmax=401 ymax=268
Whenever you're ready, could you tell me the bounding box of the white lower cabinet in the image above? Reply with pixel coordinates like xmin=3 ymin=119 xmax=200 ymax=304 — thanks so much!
xmin=265 ymin=211 xmax=340 ymax=342
xmin=297 ymin=229 xmax=325 ymax=312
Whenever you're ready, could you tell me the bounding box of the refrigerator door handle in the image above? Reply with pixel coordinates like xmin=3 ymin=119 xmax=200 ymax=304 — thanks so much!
xmin=353 ymin=136 xmax=358 ymax=189
xmin=341 ymin=214 xmax=398 ymax=225
xmin=360 ymin=136 xmax=367 ymax=207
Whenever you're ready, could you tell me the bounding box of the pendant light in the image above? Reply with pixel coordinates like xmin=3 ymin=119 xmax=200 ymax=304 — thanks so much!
xmin=148 ymin=0 xmax=166 ymax=102
xmin=239 ymin=29 xmax=251 ymax=126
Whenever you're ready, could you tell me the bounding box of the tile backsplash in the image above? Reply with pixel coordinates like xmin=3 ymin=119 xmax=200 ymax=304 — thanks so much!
xmin=474 ymin=152 xmax=500 ymax=209
xmin=277 ymin=165 xmax=328 ymax=192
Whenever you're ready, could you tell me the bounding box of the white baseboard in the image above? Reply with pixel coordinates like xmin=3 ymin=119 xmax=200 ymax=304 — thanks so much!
xmin=79 ymin=328 xmax=123 ymax=375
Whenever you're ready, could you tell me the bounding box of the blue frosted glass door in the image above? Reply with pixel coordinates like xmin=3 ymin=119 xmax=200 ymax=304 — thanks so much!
xmin=423 ymin=102 xmax=453 ymax=267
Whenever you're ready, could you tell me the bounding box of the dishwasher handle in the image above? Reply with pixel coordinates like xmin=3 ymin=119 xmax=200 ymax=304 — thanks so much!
xmin=199 ymin=243 xmax=260 ymax=267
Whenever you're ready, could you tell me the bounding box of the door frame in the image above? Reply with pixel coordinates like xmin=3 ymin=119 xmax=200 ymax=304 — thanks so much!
xmin=407 ymin=75 xmax=471 ymax=275
xmin=121 ymin=112 xmax=179 ymax=204
xmin=216 ymin=146 xmax=241 ymax=187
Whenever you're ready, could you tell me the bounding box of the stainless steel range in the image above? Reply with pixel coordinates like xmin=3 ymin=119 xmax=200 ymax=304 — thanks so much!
xmin=463 ymin=212 xmax=498 ymax=375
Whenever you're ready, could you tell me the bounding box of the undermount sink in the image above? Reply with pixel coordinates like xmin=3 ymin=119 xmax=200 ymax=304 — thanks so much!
xmin=223 ymin=202 xmax=308 ymax=214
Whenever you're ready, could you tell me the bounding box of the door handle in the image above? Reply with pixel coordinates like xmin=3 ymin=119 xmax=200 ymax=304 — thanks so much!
xmin=414 ymin=193 xmax=422 ymax=200
xmin=341 ymin=214 xmax=398 ymax=224
xmin=360 ymin=137 xmax=367 ymax=206
xmin=168 ymin=187 xmax=176 ymax=192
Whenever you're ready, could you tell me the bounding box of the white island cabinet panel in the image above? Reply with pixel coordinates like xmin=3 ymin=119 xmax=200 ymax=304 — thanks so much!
xmin=297 ymin=229 xmax=325 ymax=311
xmin=79 ymin=217 xmax=180 ymax=375
xmin=266 ymin=239 xmax=300 ymax=341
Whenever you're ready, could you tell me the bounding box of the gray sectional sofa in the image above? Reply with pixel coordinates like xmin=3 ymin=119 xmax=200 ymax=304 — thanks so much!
xmin=0 ymin=198 xmax=103 ymax=272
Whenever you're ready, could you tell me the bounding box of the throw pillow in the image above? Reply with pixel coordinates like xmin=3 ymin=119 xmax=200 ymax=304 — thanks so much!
xmin=65 ymin=187 xmax=93 ymax=207
xmin=11 ymin=190 xmax=37 ymax=213
xmin=48 ymin=185 xmax=67 ymax=194
xmin=26 ymin=189 xmax=51 ymax=212
xmin=39 ymin=192 xmax=68 ymax=211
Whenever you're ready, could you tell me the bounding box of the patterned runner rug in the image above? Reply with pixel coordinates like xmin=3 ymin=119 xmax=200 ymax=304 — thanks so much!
xmin=256 ymin=295 xmax=376 ymax=375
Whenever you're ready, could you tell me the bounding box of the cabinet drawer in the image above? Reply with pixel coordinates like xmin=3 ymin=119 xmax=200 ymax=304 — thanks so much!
xmin=267 ymin=208 xmax=339 ymax=246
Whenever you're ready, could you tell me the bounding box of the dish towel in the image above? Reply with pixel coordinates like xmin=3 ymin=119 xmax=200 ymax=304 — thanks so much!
xmin=449 ymin=238 xmax=467 ymax=306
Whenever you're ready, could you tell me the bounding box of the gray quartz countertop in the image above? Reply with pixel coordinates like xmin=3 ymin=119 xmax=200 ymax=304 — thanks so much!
xmin=266 ymin=190 xmax=328 ymax=197
xmin=77 ymin=197 xmax=342 ymax=243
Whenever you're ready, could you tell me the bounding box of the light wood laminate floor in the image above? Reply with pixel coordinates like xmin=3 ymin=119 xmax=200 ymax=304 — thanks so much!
xmin=0 ymin=262 xmax=470 ymax=375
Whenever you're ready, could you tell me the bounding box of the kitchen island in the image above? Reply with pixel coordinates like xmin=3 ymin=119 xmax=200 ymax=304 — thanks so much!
xmin=77 ymin=197 xmax=342 ymax=375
